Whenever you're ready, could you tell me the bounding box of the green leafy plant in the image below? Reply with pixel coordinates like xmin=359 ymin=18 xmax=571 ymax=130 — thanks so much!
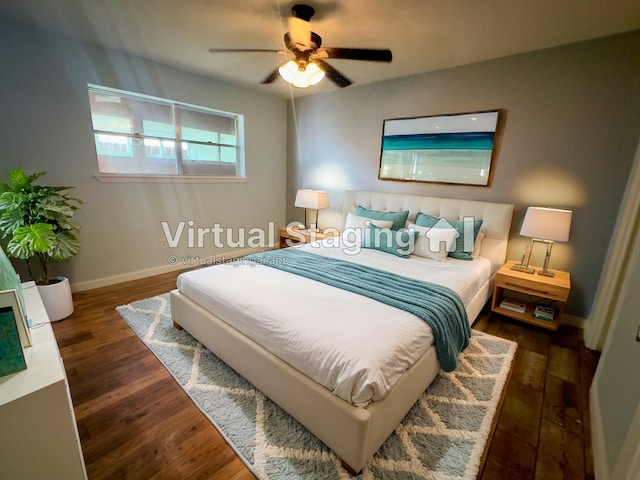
xmin=0 ymin=168 xmax=82 ymax=286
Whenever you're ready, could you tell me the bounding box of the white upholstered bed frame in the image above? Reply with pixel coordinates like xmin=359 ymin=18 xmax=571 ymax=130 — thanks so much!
xmin=170 ymin=190 xmax=513 ymax=473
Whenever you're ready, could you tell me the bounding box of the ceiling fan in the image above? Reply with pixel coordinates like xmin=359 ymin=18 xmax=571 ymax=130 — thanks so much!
xmin=209 ymin=4 xmax=392 ymax=89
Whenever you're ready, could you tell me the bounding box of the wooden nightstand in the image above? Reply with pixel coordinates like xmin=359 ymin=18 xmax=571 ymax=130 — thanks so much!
xmin=491 ymin=260 xmax=571 ymax=331
xmin=278 ymin=227 xmax=337 ymax=248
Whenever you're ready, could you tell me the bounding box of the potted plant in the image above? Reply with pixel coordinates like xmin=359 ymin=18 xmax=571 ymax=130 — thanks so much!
xmin=0 ymin=168 xmax=82 ymax=321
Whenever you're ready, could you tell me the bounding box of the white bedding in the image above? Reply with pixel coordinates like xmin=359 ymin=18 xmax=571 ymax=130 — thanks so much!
xmin=176 ymin=240 xmax=491 ymax=407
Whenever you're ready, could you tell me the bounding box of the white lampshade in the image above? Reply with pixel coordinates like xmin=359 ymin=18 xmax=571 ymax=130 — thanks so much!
xmin=306 ymin=62 xmax=325 ymax=86
xmin=278 ymin=61 xmax=325 ymax=88
xmin=520 ymin=207 xmax=572 ymax=242
xmin=278 ymin=60 xmax=298 ymax=84
xmin=294 ymin=190 xmax=329 ymax=209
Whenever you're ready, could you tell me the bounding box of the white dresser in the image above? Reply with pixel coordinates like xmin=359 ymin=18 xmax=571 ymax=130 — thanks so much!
xmin=0 ymin=282 xmax=87 ymax=479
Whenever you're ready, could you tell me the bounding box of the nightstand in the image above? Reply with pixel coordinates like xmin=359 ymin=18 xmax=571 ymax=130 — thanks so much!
xmin=491 ymin=260 xmax=571 ymax=331
xmin=278 ymin=227 xmax=337 ymax=248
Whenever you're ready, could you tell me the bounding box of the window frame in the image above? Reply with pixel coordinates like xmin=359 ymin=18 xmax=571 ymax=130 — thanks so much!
xmin=88 ymin=84 xmax=246 ymax=183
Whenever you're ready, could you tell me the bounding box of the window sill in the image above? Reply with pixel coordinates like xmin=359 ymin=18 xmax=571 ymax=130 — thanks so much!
xmin=94 ymin=174 xmax=248 ymax=184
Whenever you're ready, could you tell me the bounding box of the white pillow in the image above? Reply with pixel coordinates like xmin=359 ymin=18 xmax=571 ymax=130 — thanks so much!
xmin=471 ymin=232 xmax=485 ymax=258
xmin=407 ymin=222 xmax=458 ymax=260
xmin=342 ymin=212 xmax=393 ymax=244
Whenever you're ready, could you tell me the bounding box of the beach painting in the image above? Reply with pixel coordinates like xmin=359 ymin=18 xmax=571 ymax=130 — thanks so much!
xmin=379 ymin=110 xmax=502 ymax=186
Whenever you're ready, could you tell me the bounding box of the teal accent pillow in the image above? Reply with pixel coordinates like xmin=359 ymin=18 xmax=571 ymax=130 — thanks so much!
xmin=355 ymin=206 xmax=409 ymax=231
xmin=415 ymin=213 xmax=483 ymax=261
xmin=361 ymin=224 xmax=419 ymax=258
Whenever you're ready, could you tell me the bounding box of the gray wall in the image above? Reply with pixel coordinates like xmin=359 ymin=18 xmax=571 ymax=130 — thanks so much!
xmin=0 ymin=19 xmax=287 ymax=287
xmin=286 ymin=30 xmax=640 ymax=318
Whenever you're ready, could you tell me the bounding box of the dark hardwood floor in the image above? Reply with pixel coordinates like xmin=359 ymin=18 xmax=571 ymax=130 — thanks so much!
xmin=473 ymin=315 xmax=600 ymax=480
xmin=52 ymin=270 xmax=600 ymax=479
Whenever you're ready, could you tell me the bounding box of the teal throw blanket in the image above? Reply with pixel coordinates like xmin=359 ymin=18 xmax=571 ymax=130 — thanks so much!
xmin=244 ymin=248 xmax=470 ymax=371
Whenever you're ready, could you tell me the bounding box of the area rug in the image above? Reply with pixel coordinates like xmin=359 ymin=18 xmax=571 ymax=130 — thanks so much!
xmin=117 ymin=294 xmax=517 ymax=480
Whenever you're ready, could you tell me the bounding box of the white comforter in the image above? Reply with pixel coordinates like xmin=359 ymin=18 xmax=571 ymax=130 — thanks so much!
xmin=177 ymin=241 xmax=491 ymax=407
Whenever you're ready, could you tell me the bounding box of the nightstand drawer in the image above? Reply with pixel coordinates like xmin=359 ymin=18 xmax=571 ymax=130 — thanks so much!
xmin=496 ymin=275 xmax=570 ymax=302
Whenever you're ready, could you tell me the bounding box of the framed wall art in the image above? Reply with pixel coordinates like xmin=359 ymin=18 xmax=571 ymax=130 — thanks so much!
xmin=378 ymin=109 xmax=504 ymax=186
xmin=0 ymin=289 xmax=30 ymax=376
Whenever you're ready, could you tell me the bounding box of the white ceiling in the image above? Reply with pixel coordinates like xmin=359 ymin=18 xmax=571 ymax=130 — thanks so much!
xmin=2 ymin=0 xmax=640 ymax=97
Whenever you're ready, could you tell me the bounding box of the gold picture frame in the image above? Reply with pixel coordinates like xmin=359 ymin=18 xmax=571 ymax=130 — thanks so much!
xmin=378 ymin=109 xmax=505 ymax=186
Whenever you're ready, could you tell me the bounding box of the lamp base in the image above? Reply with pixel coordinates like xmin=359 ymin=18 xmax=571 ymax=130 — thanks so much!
xmin=511 ymin=263 xmax=535 ymax=274
xmin=538 ymin=269 xmax=555 ymax=277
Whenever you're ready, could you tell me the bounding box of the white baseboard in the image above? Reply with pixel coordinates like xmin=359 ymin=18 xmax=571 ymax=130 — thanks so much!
xmin=70 ymin=247 xmax=269 ymax=293
xmin=560 ymin=313 xmax=586 ymax=329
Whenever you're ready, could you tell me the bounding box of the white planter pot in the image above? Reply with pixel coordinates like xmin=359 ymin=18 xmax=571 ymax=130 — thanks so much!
xmin=37 ymin=276 xmax=74 ymax=322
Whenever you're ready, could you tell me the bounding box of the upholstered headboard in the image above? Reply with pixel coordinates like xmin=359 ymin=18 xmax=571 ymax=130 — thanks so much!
xmin=342 ymin=190 xmax=514 ymax=273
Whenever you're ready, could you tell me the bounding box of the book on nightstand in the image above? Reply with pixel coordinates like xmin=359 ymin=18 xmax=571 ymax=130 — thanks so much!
xmin=500 ymin=297 xmax=527 ymax=314
xmin=533 ymin=305 xmax=555 ymax=321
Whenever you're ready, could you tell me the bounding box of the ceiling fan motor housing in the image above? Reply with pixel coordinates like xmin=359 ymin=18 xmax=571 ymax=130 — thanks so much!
xmin=292 ymin=4 xmax=315 ymax=21
xmin=284 ymin=31 xmax=322 ymax=53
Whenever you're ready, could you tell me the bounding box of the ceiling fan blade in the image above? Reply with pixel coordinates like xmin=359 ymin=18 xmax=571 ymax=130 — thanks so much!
xmin=319 ymin=48 xmax=392 ymax=62
xmin=314 ymin=58 xmax=352 ymax=88
xmin=261 ymin=68 xmax=281 ymax=84
xmin=209 ymin=48 xmax=286 ymax=54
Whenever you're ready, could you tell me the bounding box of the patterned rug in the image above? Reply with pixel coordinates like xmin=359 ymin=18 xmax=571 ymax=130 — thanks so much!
xmin=117 ymin=294 xmax=517 ymax=479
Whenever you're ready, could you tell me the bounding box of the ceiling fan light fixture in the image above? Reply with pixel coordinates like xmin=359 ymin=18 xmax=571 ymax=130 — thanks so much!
xmin=307 ymin=61 xmax=325 ymax=86
xmin=292 ymin=68 xmax=311 ymax=88
xmin=278 ymin=60 xmax=298 ymax=84
xmin=278 ymin=59 xmax=325 ymax=88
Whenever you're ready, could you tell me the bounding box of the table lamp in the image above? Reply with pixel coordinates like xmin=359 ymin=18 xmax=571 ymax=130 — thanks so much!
xmin=294 ymin=190 xmax=329 ymax=231
xmin=511 ymin=207 xmax=572 ymax=277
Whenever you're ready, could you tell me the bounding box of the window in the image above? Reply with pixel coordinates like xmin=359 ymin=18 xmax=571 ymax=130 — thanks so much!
xmin=88 ymin=85 xmax=245 ymax=179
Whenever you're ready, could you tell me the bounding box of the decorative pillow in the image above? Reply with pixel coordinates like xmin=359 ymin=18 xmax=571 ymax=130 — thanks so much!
xmin=342 ymin=212 xmax=393 ymax=244
xmin=415 ymin=213 xmax=483 ymax=261
xmin=407 ymin=222 xmax=458 ymax=260
xmin=355 ymin=205 xmax=410 ymax=231
xmin=344 ymin=212 xmax=393 ymax=230
xmin=361 ymin=224 xmax=418 ymax=258
xmin=471 ymin=232 xmax=486 ymax=258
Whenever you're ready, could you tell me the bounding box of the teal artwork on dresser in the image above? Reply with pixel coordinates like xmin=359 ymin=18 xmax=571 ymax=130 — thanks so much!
xmin=0 ymin=306 xmax=27 ymax=376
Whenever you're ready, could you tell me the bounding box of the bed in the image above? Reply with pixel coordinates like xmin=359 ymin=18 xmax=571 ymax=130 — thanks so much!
xmin=170 ymin=190 xmax=513 ymax=473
